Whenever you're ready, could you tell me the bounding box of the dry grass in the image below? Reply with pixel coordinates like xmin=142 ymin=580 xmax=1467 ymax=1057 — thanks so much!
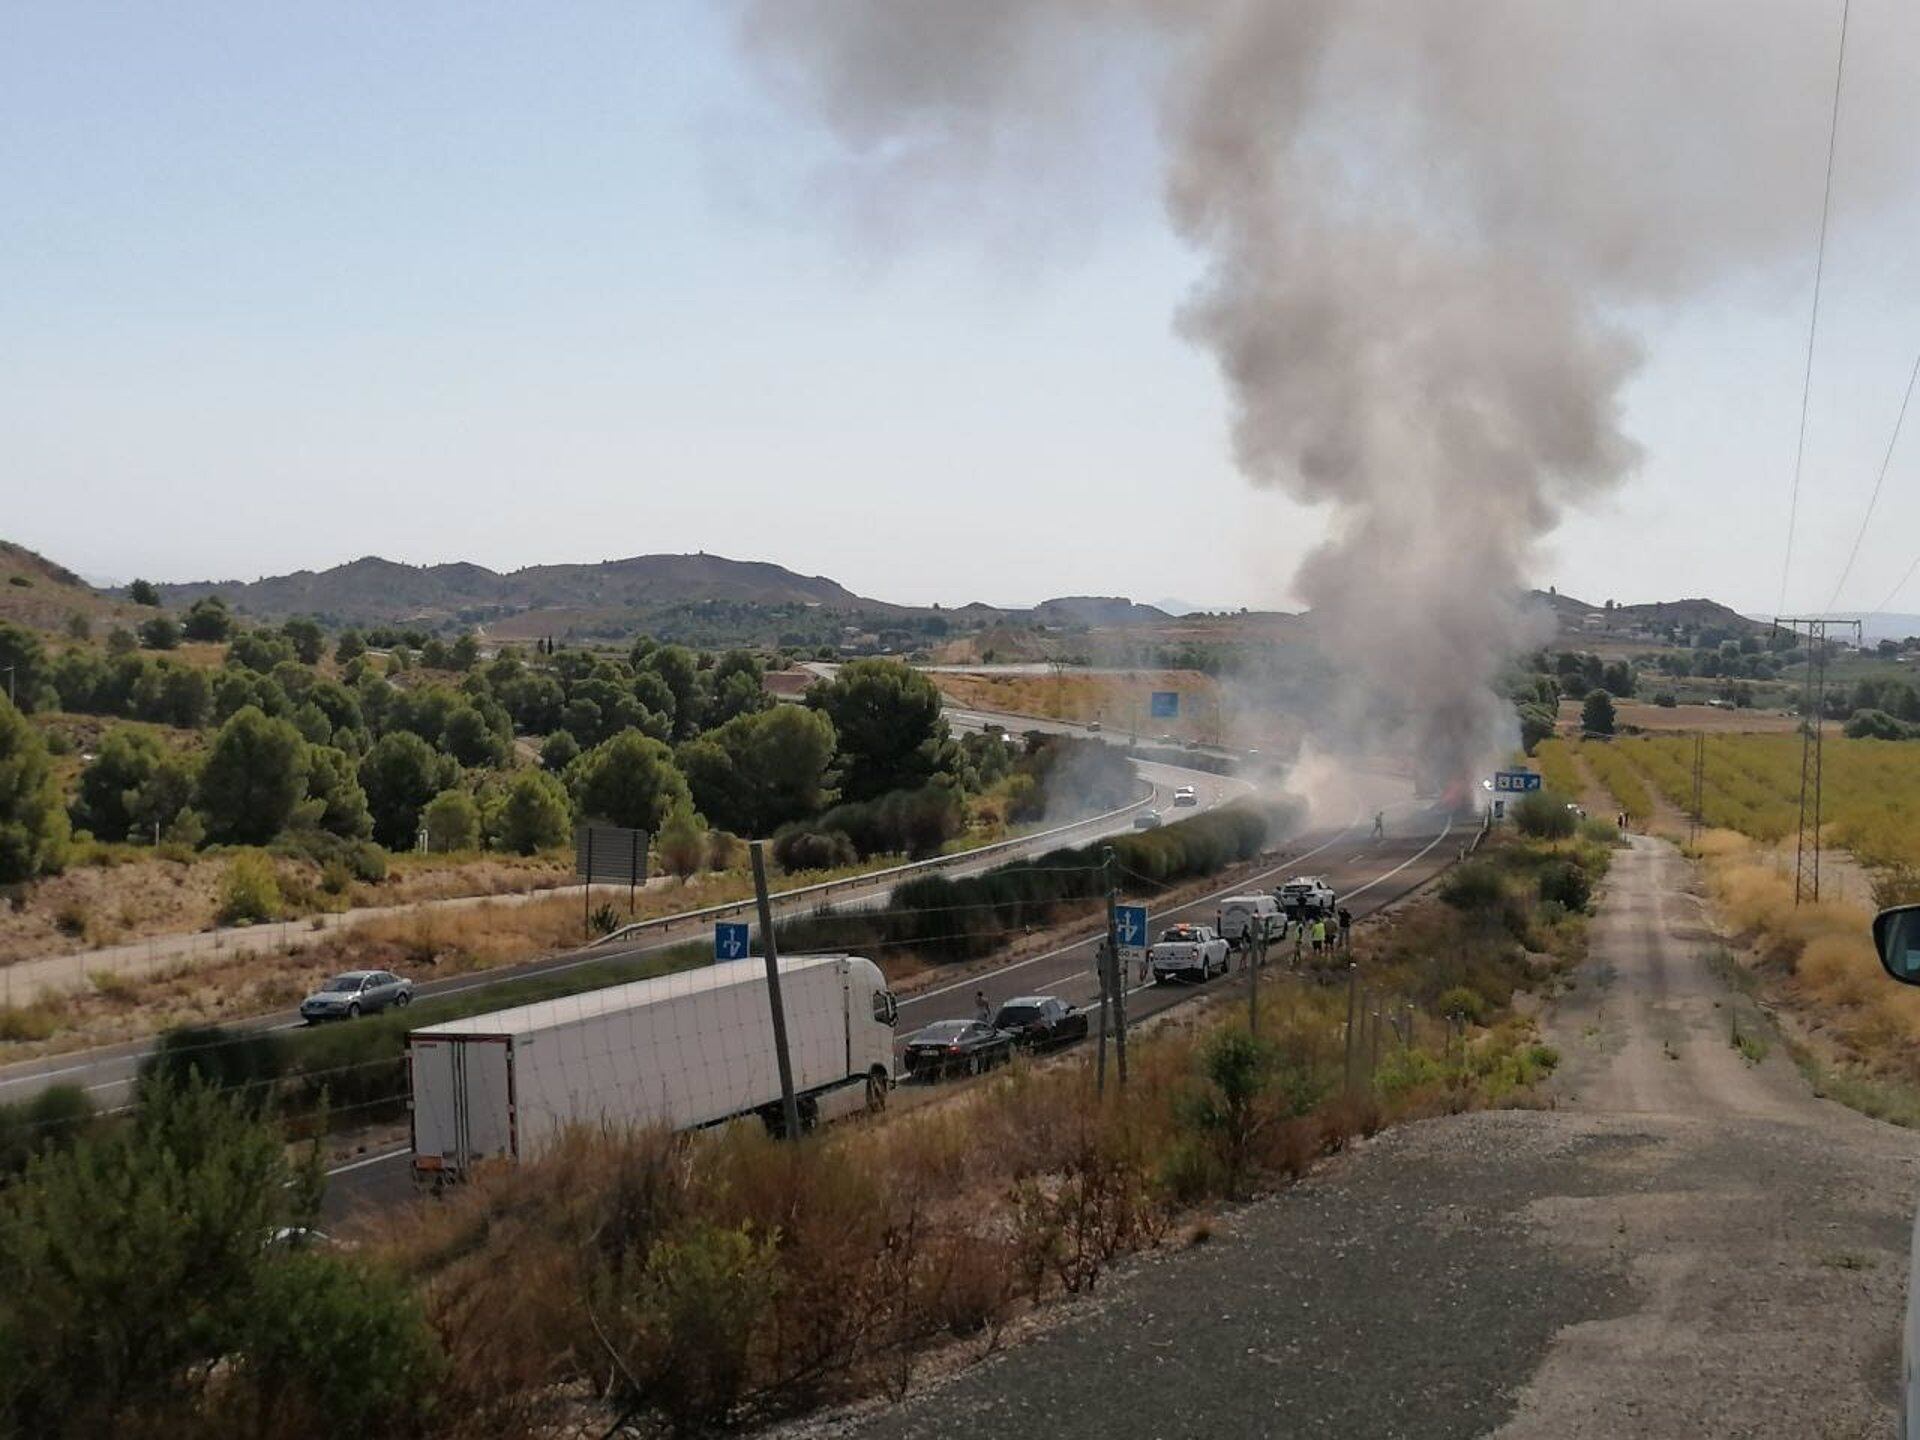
xmin=931 ymin=671 xmax=1225 ymax=739
xmin=363 ymin=978 xmax=1495 ymax=1435
xmin=342 ymin=842 xmax=1586 ymax=1434
xmin=1695 ymin=829 xmax=1920 ymax=1094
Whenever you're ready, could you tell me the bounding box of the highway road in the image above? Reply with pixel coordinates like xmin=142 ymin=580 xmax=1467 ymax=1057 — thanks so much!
xmin=320 ymin=793 xmax=1460 ymax=1220
xmin=0 ymin=707 xmax=1235 ymax=1114
xmin=0 ymin=699 xmax=1460 ymax=1225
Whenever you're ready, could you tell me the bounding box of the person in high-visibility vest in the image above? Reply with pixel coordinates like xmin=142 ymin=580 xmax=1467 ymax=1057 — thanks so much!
xmin=1311 ymin=917 xmax=1327 ymax=954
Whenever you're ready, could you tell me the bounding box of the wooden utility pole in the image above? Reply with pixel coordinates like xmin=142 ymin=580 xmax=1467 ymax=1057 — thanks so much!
xmin=749 ymin=841 xmax=802 ymax=1141
xmin=1103 ymin=847 xmax=1128 ymax=1088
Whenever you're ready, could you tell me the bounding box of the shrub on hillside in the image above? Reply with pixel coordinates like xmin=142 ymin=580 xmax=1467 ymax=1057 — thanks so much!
xmin=1537 ymin=859 xmax=1593 ymax=913
xmin=772 ymin=827 xmax=857 ymax=872
xmin=1439 ymin=860 xmax=1504 ymax=913
xmin=1511 ymin=790 xmax=1576 ymax=840
xmin=217 ymin=852 xmax=282 ymax=925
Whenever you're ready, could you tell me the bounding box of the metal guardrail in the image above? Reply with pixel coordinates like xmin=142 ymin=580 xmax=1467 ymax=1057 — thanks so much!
xmin=588 ymin=782 xmax=1157 ymax=950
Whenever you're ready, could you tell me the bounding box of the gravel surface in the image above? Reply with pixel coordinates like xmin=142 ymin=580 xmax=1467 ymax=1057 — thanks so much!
xmin=803 ymin=836 xmax=1920 ymax=1439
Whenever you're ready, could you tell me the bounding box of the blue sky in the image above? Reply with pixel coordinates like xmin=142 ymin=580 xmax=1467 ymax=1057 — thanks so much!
xmin=6 ymin=3 xmax=1919 ymax=617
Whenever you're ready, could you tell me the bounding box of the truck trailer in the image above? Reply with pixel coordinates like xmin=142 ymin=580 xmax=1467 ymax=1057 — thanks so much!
xmin=407 ymin=953 xmax=899 ymax=1181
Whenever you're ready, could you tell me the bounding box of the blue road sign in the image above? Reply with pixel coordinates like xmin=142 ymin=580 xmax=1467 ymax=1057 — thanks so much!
xmin=1114 ymin=905 xmax=1149 ymax=949
xmin=1493 ymin=770 xmax=1543 ymax=793
xmin=715 ymin=921 xmax=750 ymax=961
xmin=1149 ymin=691 xmax=1180 ymax=719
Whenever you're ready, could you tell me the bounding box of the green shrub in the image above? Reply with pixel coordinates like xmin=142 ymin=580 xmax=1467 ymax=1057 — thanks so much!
xmin=1437 ymin=986 xmax=1487 ymax=1026
xmin=140 ymin=1023 xmax=287 ymax=1104
xmin=771 ymin=827 xmax=857 ymax=872
xmin=1511 ymin=790 xmax=1577 ymax=839
xmin=1537 ymin=859 xmax=1593 ymax=912
xmin=593 ymin=1221 xmax=778 ymax=1435
xmin=1439 ymin=861 xmax=1504 ymax=912
xmin=0 ymin=1084 xmax=95 ymax=1179
xmin=218 ymin=1252 xmax=443 ymax=1436
xmin=217 ymin=852 xmax=281 ymax=925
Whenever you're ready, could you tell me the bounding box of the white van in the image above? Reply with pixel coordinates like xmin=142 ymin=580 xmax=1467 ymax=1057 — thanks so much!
xmin=1217 ymin=894 xmax=1286 ymax=949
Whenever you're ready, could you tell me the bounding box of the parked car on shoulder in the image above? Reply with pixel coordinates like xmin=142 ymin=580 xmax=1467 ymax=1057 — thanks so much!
xmin=1148 ymin=923 xmax=1231 ymax=983
xmin=1173 ymin=785 xmax=1198 ymax=807
xmin=991 ymin=995 xmax=1089 ymax=1051
xmin=1133 ymin=809 xmax=1164 ymax=831
xmin=300 ymin=970 xmax=413 ymax=1024
xmin=1276 ymin=876 xmax=1336 ymax=920
xmin=901 ymin=1019 xmax=1014 ymax=1081
xmin=1217 ymin=894 xmax=1286 ymax=950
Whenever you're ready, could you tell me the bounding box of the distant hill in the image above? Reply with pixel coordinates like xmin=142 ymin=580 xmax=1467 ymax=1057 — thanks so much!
xmin=1528 ymin=590 xmax=1768 ymax=644
xmin=125 ymin=553 xmax=1198 ymax=647
xmin=1030 ymin=597 xmax=1171 ymax=628
xmin=146 ymin=552 xmax=881 ymax=627
xmin=0 ymin=540 xmax=141 ymax=635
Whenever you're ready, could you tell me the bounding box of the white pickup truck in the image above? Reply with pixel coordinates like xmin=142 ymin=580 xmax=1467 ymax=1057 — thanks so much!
xmin=1148 ymin=923 xmax=1231 ymax=983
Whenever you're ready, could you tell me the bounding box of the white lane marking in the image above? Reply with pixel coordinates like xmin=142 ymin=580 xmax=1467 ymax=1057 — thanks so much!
xmin=0 ymin=1057 xmax=108 ymax=1090
xmin=327 ymin=1146 xmax=410 ymax=1177
xmin=1339 ymin=815 xmax=1456 ymax=900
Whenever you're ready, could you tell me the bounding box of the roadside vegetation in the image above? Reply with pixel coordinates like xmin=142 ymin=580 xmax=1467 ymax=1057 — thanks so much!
xmin=1535 ymin=717 xmax=1920 ymax=1125
xmin=0 ymin=602 xmax=1140 ymax=968
xmin=0 ymin=826 xmax=1603 ymax=1438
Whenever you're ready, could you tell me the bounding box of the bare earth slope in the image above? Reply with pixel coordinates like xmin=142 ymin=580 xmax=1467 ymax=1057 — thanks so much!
xmin=814 ymin=838 xmax=1920 ymax=1440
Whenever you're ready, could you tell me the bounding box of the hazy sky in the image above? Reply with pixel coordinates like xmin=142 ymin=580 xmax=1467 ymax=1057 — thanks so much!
xmin=6 ymin=3 xmax=1920 ymax=616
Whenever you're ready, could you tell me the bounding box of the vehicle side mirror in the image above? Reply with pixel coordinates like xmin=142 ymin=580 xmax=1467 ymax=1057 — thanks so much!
xmin=1873 ymin=904 xmax=1920 ymax=985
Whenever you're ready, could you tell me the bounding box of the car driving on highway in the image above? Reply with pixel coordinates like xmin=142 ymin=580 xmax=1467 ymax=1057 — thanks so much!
xmin=1132 ymin=809 xmax=1163 ymax=830
xmin=1173 ymin=785 xmax=1198 ymax=807
xmin=991 ymin=995 xmax=1089 ymax=1052
xmin=300 ymin=969 xmax=413 ymax=1023
xmin=901 ymin=1019 xmax=1014 ymax=1081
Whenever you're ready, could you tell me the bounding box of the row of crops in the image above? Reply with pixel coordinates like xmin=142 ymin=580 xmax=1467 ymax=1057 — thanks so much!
xmin=1533 ymin=732 xmax=1920 ymax=869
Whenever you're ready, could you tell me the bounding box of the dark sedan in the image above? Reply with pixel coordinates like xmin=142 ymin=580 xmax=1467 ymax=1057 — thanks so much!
xmin=992 ymin=995 xmax=1089 ymax=1052
xmin=901 ymin=1019 xmax=1014 ymax=1081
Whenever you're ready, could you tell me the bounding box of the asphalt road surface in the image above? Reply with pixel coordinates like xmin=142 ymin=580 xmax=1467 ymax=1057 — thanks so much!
xmin=812 ymin=835 xmax=1920 ymax=1440
xmin=0 ymin=708 xmax=1231 ymax=1115
xmin=322 ymin=797 xmax=1458 ymax=1221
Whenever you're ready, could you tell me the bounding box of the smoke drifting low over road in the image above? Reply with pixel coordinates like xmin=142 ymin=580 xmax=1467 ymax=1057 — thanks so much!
xmin=741 ymin=1 xmax=1915 ymax=787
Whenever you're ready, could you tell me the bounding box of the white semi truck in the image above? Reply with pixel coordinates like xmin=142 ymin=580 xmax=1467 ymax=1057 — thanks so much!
xmin=407 ymin=954 xmax=899 ymax=1182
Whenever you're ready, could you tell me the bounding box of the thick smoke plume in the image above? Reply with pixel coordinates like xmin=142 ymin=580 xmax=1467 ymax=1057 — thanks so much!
xmin=741 ymin=1 xmax=1910 ymax=790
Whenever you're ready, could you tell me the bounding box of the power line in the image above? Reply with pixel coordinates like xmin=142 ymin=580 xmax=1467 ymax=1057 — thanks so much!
xmin=1777 ymin=0 xmax=1853 ymax=614
xmin=1827 ymin=347 xmax=1920 ymax=609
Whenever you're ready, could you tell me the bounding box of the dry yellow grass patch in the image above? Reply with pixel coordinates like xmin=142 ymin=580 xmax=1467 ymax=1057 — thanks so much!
xmin=1697 ymin=829 xmax=1920 ymax=1082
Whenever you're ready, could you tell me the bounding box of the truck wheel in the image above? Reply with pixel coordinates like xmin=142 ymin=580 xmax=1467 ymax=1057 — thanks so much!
xmin=866 ymin=1073 xmax=888 ymax=1113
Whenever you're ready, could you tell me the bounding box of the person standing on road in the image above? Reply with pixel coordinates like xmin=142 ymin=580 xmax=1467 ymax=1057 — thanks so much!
xmin=976 ymin=990 xmax=991 ymax=1025
xmin=1338 ymin=906 xmax=1353 ymax=951
xmin=1372 ymin=810 xmax=1385 ymax=839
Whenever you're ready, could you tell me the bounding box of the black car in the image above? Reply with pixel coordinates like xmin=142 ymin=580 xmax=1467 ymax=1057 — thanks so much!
xmin=901 ymin=1019 xmax=1015 ymax=1081
xmin=992 ymin=995 xmax=1089 ymax=1051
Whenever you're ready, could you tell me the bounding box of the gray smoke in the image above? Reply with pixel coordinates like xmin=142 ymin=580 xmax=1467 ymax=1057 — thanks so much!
xmin=740 ymin=0 xmax=1914 ymax=790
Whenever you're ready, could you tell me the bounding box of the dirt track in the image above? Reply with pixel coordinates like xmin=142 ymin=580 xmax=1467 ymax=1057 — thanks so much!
xmin=810 ymin=836 xmax=1920 ymax=1439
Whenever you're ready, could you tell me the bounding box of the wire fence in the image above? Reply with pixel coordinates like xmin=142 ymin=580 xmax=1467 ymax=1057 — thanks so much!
xmin=2 ymin=786 xmax=1155 ymax=1010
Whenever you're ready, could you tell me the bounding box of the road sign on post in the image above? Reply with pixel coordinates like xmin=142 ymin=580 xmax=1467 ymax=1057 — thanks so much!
xmin=1149 ymin=691 xmax=1179 ymax=719
xmin=715 ymin=922 xmax=749 ymax=961
xmin=1114 ymin=904 xmax=1148 ymax=980
xmin=1492 ymin=770 xmax=1542 ymax=793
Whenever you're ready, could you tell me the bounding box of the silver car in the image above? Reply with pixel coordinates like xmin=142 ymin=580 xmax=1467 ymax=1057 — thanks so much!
xmin=300 ymin=969 xmax=413 ymax=1023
